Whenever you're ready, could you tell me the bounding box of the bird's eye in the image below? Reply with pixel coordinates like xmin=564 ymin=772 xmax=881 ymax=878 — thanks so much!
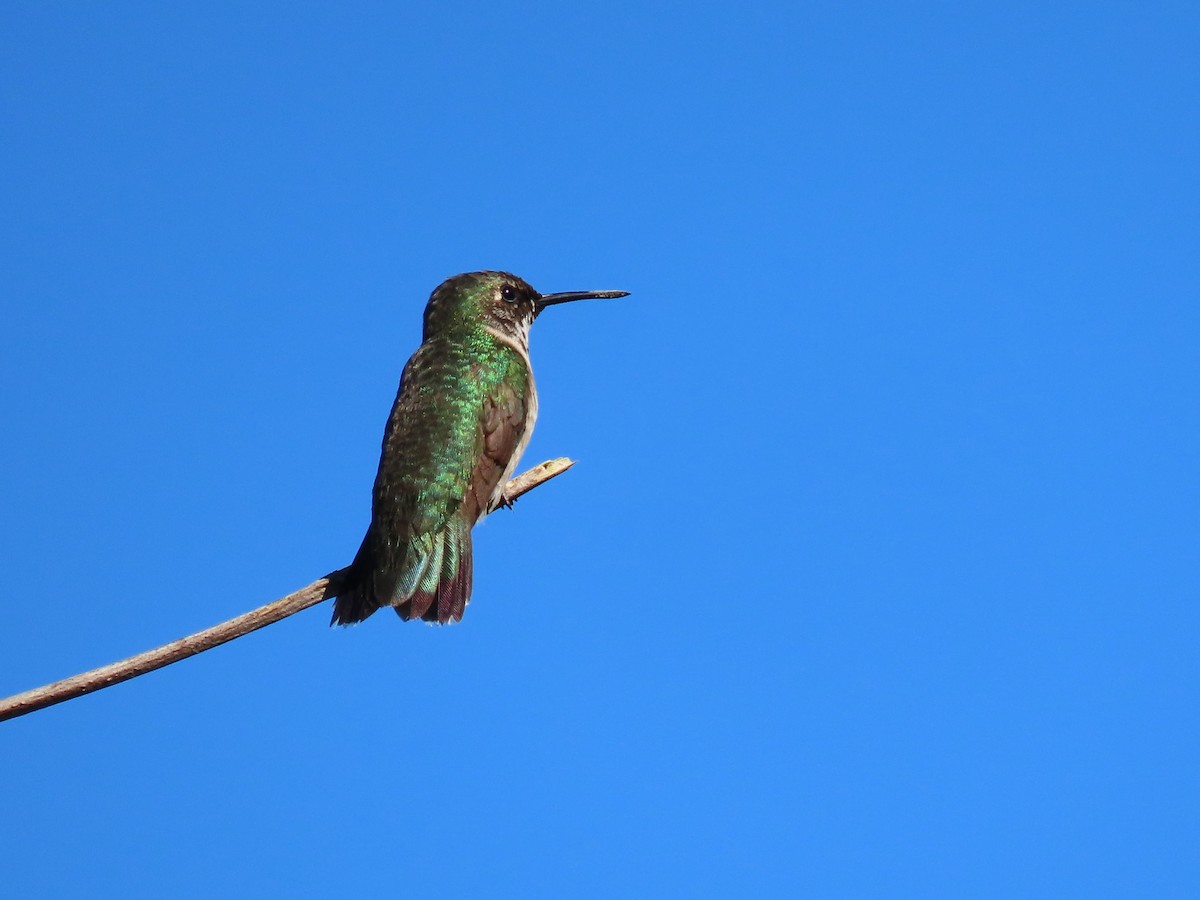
xmin=500 ymin=284 xmax=518 ymax=303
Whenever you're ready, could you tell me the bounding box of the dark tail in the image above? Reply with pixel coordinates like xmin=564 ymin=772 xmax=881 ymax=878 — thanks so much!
xmin=330 ymin=532 xmax=379 ymax=626
xmin=330 ymin=520 xmax=473 ymax=626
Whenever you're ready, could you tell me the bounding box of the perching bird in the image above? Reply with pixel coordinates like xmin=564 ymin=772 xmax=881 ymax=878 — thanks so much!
xmin=331 ymin=271 xmax=628 ymax=625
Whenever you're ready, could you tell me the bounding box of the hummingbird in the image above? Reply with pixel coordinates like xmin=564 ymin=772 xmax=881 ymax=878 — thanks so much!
xmin=331 ymin=271 xmax=629 ymax=626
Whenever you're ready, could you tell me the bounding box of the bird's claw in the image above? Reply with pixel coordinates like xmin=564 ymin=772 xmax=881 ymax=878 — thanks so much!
xmin=492 ymin=494 xmax=516 ymax=512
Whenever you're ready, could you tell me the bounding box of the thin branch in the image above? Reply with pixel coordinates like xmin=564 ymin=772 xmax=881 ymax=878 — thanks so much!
xmin=493 ymin=456 xmax=575 ymax=507
xmin=0 ymin=457 xmax=577 ymax=723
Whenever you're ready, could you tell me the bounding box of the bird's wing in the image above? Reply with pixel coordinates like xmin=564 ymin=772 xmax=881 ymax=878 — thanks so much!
xmin=464 ymin=364 xmax=531 ymax=523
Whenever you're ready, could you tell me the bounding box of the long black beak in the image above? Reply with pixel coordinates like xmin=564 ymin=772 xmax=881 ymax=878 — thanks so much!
xmin=535 ymin=289 xmax=630 ymax=313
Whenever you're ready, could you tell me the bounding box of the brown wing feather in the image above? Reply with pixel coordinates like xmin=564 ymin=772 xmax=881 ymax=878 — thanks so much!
xmin=463 ymin=376 xmax=529 ymax=523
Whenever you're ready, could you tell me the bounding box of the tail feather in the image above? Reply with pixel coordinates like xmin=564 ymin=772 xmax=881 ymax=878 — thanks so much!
xmin=404 ymin=533 xmax=443 ymax=621
xmin=437 ymin=521 xmax=472 ymax=623
xmin=332 ymin=520 xmax=474 ymax=626
xmin=402 ymin=519 xmax=472 ymax=624
xmin=330 ymin=532 xmax=378 ymax=626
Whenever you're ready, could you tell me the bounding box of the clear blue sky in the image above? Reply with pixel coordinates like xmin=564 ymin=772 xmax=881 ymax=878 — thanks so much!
xmin=2 ymin=3 xmax=1197 ymax=897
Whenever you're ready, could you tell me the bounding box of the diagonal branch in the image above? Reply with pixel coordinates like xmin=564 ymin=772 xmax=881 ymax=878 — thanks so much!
xmin=0 ymin=457 xmax=576 ymax=723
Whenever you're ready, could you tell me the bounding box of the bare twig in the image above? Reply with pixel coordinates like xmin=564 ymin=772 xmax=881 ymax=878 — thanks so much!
xmin=493 ymin=456 xmax=575 ymax=508
xmin=0 ymin=457 xmax=577 ymax=723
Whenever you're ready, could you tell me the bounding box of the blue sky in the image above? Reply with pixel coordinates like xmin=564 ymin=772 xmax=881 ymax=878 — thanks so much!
xmin=2 ymin=2 xmax=1197 ymax=897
